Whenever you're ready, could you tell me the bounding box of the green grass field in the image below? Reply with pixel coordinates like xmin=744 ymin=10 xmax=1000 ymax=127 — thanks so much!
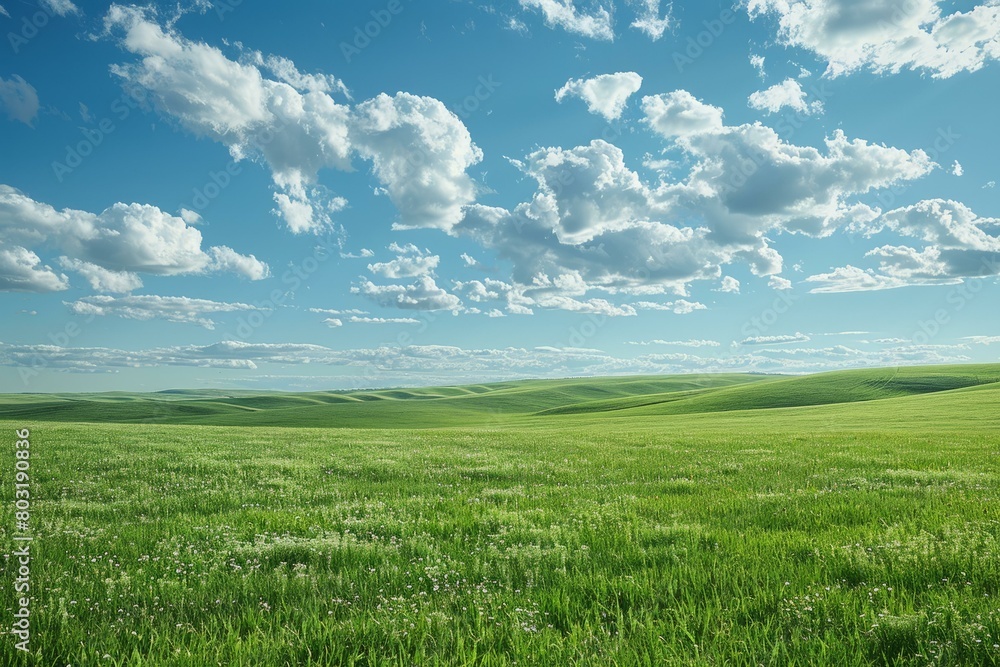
xmin=2 ymin=364 xmax=1000 ymax=665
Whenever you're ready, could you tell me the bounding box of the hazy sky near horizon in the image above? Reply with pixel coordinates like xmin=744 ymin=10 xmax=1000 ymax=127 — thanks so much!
xmin=1 ymin=0 xmax=999 ymax=391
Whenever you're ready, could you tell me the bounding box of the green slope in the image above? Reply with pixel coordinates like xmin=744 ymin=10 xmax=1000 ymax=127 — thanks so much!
xmin=2 ymin=364 xmax=999 ymax=428
xmin=540 ymin=364 xmax=1000 ymax=418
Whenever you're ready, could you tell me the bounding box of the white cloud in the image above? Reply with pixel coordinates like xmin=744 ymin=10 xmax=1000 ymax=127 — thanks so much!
xmin=104 ymin=7 xmax=481 ymax=234
xmin=519 ymin=0 xmax=615 ymax=40
xmin=768 ymin=275 xmax=793 ymax=290
xmin=985 ymin=181 xmax=997 ymax=189
xmin=351 ymin=93 xmax=482 ymax=231
xmin=806 ymin=265 xmax=909 ymax=293
xmin=308 ymin=308 xmax=369 ymax=316
xmin=40 ymin=0 xmax=78 ymax=16
xmin=209 ymin=246 xmax=270 ymax=280
xmin=741 ymin=332 xmax=811 ymax=345
xmin=0 ymin=75 xmax=40 ymax=127
xmin=748 ymin=78 xmax=823 ymax=115
xmin=368 ymin=243 xmax=439 ymax=278
xmin=715 ymin=276 xmax=741 ymax=293
xmin=0 ymin=247 xmax=68 ymax=292
xmin=555 ymin=72 xmax=643 ymax=121
xmin=340 ymin=248 xmax=375 ymax=259
xmin=634 ymin=299 xmax=706 ymax=314
xmin=0 ymin=5 xmax=9 ymax=18
xmin=626 ymin=339 xmax=721 ymax=347
xmin=65 ymin=295 xmax=259 ymax=329
xmin=452 ymin=90 xmax=932 ymax=316
xmin=353 ymin=276 xmax=463 ymax=311
xmin=324 ymin=318 xmax=343 ymax=328
xmin=750 ymin=54 xmax=766 ymax=77
xmin=962 ymin=336 xmax=1000 ymax=345
xmin=179 ymin=208 xmax=202 ymax=225
xmin=630 ymin=0 xmax=670 ymax=39
xmin=747 ymin=0 xmax=1000 ymax=78
xmin=5 ymin=338 xmax=972 ymax=384
xmin=641 ymin=91 xmax=724 ymax=138
xmin=669 ymin=299 xmax=707 ymax=314
xmin=814 ymin=199 xmax=1000 ymax=291
xmin=951 ymin=161 xmax=964 ymax=176
xmin=460 ymin=253 xmax=482 ymax=268
xmin=348 ymin=316 xmax=421 ymax=324
xmin=258 ymin=54 xmax=350 ymax=97
xmin=0 ymin=186 xmax=268 ymax=289
xmin=58 ymin=258 xmax=142 ymax=293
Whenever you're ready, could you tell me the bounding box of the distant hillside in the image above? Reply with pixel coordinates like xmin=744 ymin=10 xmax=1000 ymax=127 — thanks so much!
xmin=2 ymin=364 xmax=1000 ymax=429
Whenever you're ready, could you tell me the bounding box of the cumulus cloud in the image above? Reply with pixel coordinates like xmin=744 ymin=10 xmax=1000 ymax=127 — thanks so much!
xmin=353 ymin=276 xmax=463 ymax=311
xmin=641 ymin=91 xmax=724 ymax=138
xmin=716 ymin=276 xmax=741 ymax=293
xmin=747 ymin=0 xmax=1000 ymax=78
xmin=58 ymin=258 xmax=142 ymax=293
xmin=748 ymin=78 xmax=823 ymax=115
xmin=451 ymin=90 xmax=932 ymax=315
xmin=0 ymin=247 xmax=68 ymax=292
xmin=812 ymin=199 xmax=1000 ymax=291
xmin=351 ymin=93 xmax=482 ymax=231
xmin=805 ymin=265 xmax=912 ymax=293
xmin=367 ymin=243 xmax=440 ymax=279
xmin=104 ymin=6 xmax=481 ymax=234
xmin=0 ymin=75 xmax=40 ymax=127
xmin=208 ymin=246 xmax=270 ymax=280
xmin=555 ymin=72 xmax=643 ymax=120
xmin=519 ymin=0 xmax=615 ymax=40
xmin=750 ymin=54 xmax=766 ymax=77
xmin=0 ymin=186 xmax=268 ymax=290
xmin=768 ymin=275 xmax=793 ymax=290
xmin=65 ymin=295 xmax=259 ymax=329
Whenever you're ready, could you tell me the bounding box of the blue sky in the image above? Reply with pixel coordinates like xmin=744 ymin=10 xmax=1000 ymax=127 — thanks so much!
xmin=1 ymin=0 xmax=999 ymax=392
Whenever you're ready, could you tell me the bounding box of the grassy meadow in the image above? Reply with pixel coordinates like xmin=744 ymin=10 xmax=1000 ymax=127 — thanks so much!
xmin=2 ymin=364 xmax=1000 ymax=665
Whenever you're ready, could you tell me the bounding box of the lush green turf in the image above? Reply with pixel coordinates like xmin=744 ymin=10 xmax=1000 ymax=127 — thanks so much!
xmin=2 ymin=364 xmax=1000 ymax=665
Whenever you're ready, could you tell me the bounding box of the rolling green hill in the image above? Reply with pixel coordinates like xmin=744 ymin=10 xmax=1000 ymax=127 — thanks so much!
xmin=3 ymin=363 xmax=1000 ymax=428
